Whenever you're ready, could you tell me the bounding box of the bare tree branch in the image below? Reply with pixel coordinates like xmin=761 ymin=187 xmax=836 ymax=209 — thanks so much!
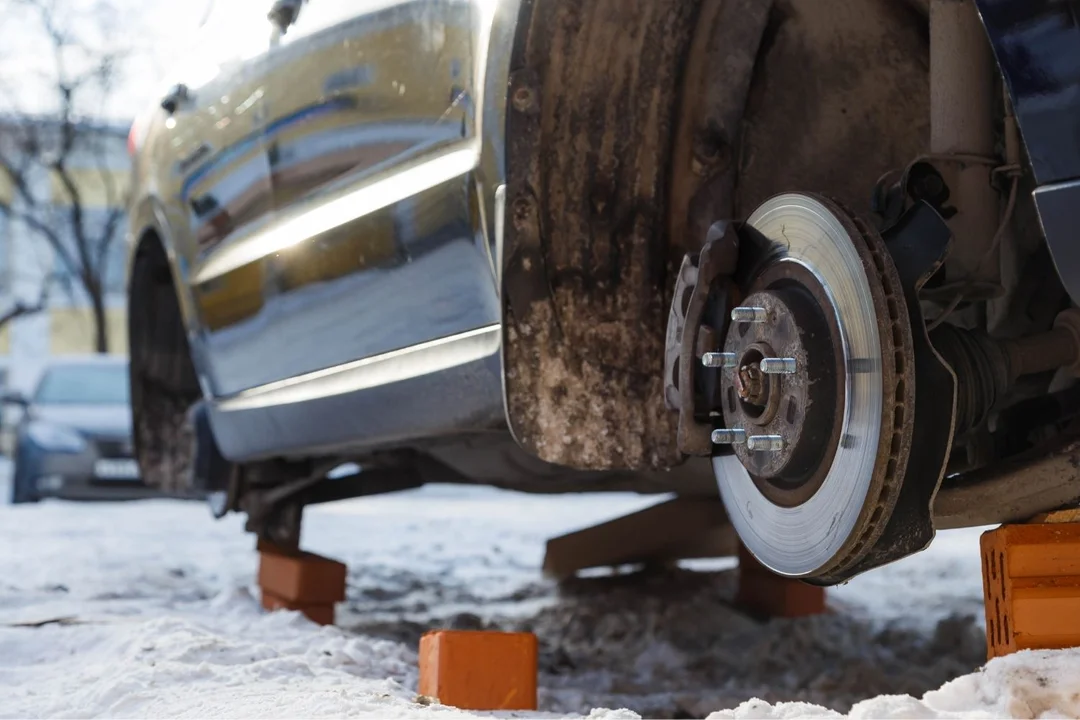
xmin=0 ymin=282 xmax=49 ymax=328
xmin=0 ymin=0 xmax=130 ymax=352
xmin=0 ymin=199 xmax=82 ymax=279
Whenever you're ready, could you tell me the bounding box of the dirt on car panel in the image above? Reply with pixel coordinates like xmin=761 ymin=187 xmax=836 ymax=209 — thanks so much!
xmin=502 ymin=0 xmax=697 ymax=471
xmin=500 ymin=0 xmax=928 ymax=472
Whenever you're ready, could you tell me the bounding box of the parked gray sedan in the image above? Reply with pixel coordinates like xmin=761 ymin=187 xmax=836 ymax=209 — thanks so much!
xmin=8 ymin=357 xmax=150 ymax=504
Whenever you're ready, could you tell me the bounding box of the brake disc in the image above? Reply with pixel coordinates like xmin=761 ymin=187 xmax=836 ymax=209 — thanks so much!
xmin=712 ymin=194 xmax=915 ymax=578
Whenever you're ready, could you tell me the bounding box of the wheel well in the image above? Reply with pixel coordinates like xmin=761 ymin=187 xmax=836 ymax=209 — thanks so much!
xmin=128 ymin=230 xmax=201 ymax=494
xmin=501 ymin=0 xmax=930 ymax=472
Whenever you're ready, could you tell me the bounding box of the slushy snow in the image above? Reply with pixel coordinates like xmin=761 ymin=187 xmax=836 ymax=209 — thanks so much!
xmin=1 ymin=472 xmax=1077 ymax=719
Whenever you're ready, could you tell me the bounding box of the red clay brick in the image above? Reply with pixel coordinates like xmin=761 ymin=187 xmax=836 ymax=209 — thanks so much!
xmin=982 ymin=523 xmax=1080 ymax=659
xmin=260 ymin=590 xmax=335 ymax=626
xmin=257 ymin=546 xmax=346 ymax=605
xmin=418 ymin=630 xmax=538 ymax=711
xmin=736 ymin=544 xmax=826 ymax=618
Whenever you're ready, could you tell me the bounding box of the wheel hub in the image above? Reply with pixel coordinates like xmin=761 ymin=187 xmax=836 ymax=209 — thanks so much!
xmin=712 ymin=193 xmax=914 ymax=578
xmin=721 ymin=284 xmax=843 ymax=506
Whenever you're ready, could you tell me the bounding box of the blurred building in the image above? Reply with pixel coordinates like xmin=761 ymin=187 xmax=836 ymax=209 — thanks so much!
xmin=0 ymin=117 xmax=130 ymax=393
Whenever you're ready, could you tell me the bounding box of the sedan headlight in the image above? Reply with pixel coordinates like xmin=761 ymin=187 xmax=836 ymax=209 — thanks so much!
xmin=26 ymin=421 xmax=87 ymax=453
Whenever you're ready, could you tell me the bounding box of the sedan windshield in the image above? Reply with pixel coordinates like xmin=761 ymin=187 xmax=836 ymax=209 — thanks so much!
xmin=34 ymin=363 xmax=130 ymax=405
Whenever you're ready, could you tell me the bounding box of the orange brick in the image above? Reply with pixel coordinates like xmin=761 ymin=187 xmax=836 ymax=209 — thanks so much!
xmin=418 ymin=630 xmax=538 ymax=711
xmin=258 ymin=547 xmax=346 ymax=605
xmin=736 ymin=544 xmax=826 ymax=618
xmin=260 ymin=590 xmax=335 ymax=626
xmin=982 ymin=523 xmax=1080 ymax=659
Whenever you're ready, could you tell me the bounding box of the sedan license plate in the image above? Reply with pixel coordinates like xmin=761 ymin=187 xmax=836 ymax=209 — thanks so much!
xmin=93 ymin=458 xmax=140 ymax=481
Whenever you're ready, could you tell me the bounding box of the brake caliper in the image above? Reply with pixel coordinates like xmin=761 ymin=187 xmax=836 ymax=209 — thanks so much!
xmin=663 ymin=221 xmax=740 ymax=457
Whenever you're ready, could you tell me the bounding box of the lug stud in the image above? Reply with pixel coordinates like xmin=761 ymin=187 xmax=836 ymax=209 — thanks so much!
xmin=731 ymin=306 xmax=768 ymax=323
xmin=747 ymin=435 xmax=785 ymax=452
xmin=702 ymin=352 xmax=738 ymax=369
xmin=711 ymin=428 xmax=746 ymax=445
xmin=760 ymin=357 xmax=797 ymax=375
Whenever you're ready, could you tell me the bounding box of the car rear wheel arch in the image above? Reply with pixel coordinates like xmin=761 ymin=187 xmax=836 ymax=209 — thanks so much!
xmin=128 ymin=229 xmax=201 ymax=494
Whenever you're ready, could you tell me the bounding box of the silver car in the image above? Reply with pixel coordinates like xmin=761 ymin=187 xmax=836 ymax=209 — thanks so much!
xmin=125 ymin=0 xmax=1080 ymax=583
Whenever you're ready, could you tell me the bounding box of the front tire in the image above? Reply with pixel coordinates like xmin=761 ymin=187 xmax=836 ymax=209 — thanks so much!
xmin=10 ymin=443 xmax=40 ymax=504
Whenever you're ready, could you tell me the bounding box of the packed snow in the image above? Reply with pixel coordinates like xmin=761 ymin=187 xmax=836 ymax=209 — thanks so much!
xmin=2 ymin=466 xmax=1079 ymax=719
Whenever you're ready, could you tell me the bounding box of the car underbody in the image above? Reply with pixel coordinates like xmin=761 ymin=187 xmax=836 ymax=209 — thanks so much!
xmin=128 ymin=0 xmax=1080 ymax=585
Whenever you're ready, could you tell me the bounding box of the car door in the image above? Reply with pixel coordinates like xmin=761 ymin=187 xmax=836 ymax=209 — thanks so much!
xmin=159 ymin=0 xmax=277 ymax=395
xmin=192 ymin=0 xmax=500 ymax=397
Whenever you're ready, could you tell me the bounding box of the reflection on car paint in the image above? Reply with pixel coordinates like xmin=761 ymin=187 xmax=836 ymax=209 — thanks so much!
xmin=976 ymin=0 xmax=1080 ymax=184
xmin=128 ymin=0 xmax=514 ymax=459
xmin=324 ymin=64 xmax=376 ymax=94
xmin=199 ymin=173 xmax=497 ymax=393
xmin=186 ymin=0 xmax=496 ymax=397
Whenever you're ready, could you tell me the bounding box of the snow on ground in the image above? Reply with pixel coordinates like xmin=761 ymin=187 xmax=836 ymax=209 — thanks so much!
xmin=0 ymin=470 xmax=1076 ymax=719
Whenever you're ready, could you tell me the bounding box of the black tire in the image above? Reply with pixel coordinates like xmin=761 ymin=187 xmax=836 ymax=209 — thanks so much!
xmin=129 ymin=236 xmax=201 ymax=495
xmin=10 ymin=442 xmax=40 ymax=504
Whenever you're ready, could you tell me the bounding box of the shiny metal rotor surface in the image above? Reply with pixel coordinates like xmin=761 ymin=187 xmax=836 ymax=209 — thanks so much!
xmin=713 ymin=193 xmax=890 ymax=577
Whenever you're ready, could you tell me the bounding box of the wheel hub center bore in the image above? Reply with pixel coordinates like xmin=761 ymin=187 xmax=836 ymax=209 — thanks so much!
xmin=736 ymin=355 xmax=767 ymax=405
xmin=718 ymin=271 xmax=845 ymax=507
xmin=732 ymin=342 xmax=782 ymax=425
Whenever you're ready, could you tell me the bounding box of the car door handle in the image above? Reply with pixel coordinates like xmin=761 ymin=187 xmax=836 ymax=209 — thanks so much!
xmin=160 ymin=84 xmax=190 ymax=115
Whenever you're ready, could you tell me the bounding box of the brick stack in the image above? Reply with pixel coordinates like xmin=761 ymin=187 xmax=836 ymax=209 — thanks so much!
xmin=418 ymin=630 xmax=538 ymax=711
xmin=257 ymin=544 xmax=346 ymax=626
xmin=981 ymin=522 xmax=1080 ymax=659
xmin=736 ymin=543 xmax=827 ymax=618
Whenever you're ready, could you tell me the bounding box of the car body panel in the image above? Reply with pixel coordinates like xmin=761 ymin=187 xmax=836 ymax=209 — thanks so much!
xmin=129 ymin=0 xmax=517 ymax=461
xmin=190 ymin=0 xmax=499 ymax=397
xmin=209 ymin=324 xmax=504 ymax=460
xmin=976 ymin=0 xmax=1080 ymax=185
xmin=133 ymin=0 xmax=1080 ymax=469
xmin=975 ymin=0 xmax=1080 ymax=306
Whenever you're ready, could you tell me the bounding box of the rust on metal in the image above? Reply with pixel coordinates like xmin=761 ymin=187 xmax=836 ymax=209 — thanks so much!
xmin=671 ymin=223 xmax=741 ymax=456
xmin=736 ymin=363 xmax=765 ymax=404
xmin=804 ymin=198 xmax=916 ymax=581
xmin=720 ymin=281 xmax=843 ymax=508
xmin=501 ymin=0 xmax=928 ymax=472
xmin=819 ymin=202 xmax=949 ymax=584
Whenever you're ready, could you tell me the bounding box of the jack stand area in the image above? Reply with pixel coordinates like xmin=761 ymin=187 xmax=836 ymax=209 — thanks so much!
xmin=982 ymin=509 xmax=1080 ymax=659
xmin=251 ymin=498 xmax=829 ymax=713
xmin=254 ymin=496 xmax=828 ymax=632
xmin=542 ymin=497 xmax=826 ymax=619
xmin=257 ymin=539 xmax=346 ymax=626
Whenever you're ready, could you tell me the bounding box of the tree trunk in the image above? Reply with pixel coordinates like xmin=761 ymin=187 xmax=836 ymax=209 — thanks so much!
xmin=89 ymin=286 xmax=109 ymax=354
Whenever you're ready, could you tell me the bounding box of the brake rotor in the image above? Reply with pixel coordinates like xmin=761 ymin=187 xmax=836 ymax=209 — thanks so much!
xmin=713 ymin=193 xmax=915 ymax=578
